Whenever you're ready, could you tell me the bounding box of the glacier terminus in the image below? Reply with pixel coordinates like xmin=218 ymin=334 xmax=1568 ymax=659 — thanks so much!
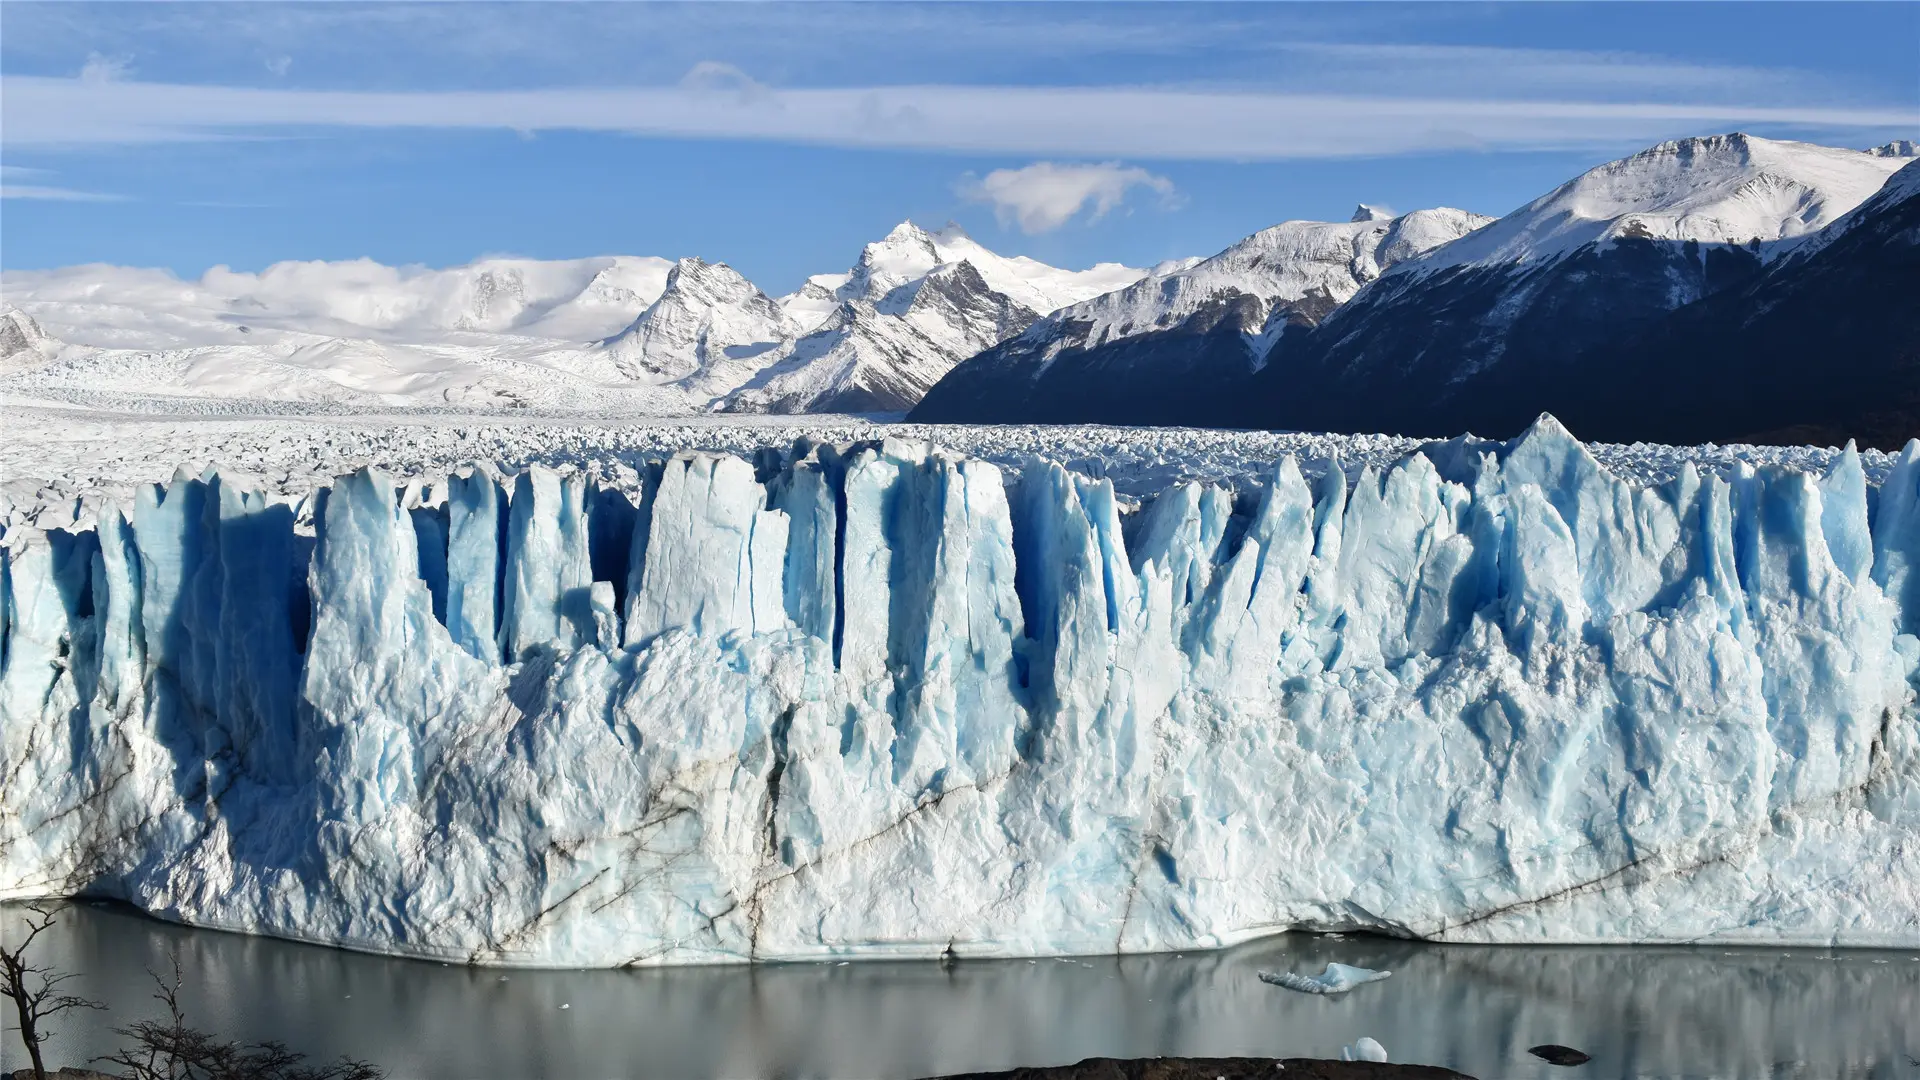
xmin=3 ymin=417 xmax=1919 ymax=967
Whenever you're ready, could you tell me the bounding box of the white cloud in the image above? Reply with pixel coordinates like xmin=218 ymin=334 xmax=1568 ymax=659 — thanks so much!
xmin=959 ymin=162 xmax=1177 ymax=233
xmin=678 ymin=61 xmax=771 ymax=105
xmin=2 ymin=75 xmax=1913 ymax=158
xmin=2 ymin=184 xmax=127 ymax=202
xmin=0 ymin=164 xmax=125 ymax=201
xmin=78 ymin=52 xmax=133 ymax=84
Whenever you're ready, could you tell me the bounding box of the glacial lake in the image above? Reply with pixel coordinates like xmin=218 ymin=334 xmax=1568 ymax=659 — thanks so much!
xmin=4 ymin=902 xmax=1918 ymax=1080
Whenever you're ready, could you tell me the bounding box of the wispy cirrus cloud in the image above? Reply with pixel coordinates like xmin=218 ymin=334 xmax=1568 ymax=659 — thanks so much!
xmin=959 ymin=162 xmax=1179 ymax=233
xmin=0 ymin=164 xmax=126 ymax=201
xmin=5 ymin=70 xmax=1912 ymax=158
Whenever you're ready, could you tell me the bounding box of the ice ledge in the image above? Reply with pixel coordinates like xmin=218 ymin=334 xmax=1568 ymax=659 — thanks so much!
xmin=3 ymin=418 xmax=1919 ymax=966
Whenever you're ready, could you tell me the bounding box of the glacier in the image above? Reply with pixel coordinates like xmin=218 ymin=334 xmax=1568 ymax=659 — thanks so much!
xmin=2 ymin=417 xmax=1919 ymax=967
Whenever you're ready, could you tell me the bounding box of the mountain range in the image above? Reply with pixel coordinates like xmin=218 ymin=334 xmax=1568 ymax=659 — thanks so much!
xmin=913 ymin=134 xmax=1920 ymax=448
xmin=5 ymin=133 xmax=1916 ymax=445
xmin=1 ymin=222 xmax=1150 ymax=415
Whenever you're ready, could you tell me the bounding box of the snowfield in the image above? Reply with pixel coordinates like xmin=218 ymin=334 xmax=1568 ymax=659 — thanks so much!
xmin=2 ymin=396 xmax=1900 ymax=531
xmin=4 ymin=400 xmax=1918 ymax=966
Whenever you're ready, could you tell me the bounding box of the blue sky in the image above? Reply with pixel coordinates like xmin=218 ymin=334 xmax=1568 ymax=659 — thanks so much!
xmin=3 ymin=1 xmax=1915 ymax=293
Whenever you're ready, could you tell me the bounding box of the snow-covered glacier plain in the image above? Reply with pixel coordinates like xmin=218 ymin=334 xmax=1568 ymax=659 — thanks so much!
xmin=3 ymin=405 xmax=1919 ymax=967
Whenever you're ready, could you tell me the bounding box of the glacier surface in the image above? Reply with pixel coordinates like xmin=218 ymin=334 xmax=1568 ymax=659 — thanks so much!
xmin=3 ymin=418 xmax=1919 ymax=966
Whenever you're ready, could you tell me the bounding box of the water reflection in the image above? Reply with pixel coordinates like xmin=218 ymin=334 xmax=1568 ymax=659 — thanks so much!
xmin=4 ymin=903 xmax=1918 ymax=1080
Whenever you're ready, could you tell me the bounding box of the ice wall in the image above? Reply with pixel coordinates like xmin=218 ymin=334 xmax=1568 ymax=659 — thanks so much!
xmin=3 ymin=419 xmax=1918 ymax=966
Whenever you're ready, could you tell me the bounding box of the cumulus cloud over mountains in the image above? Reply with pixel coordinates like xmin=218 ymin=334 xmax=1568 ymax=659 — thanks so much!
xmin=956 ymin=161 xmax=1179 ymax=233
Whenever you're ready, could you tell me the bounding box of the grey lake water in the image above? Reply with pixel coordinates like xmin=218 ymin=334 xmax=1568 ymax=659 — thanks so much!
xmin=3 ymin=902 xmax=1918 ymax=1080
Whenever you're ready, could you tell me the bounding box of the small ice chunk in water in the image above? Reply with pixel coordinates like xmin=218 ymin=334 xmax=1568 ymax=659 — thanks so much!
xmin=1259 ymin=962 xmax=1392 ymax=995
xmin=1341 ymin=1038 xmax=1388 ymax=1062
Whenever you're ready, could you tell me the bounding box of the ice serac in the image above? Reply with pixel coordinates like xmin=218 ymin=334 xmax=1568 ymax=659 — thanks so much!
xmin=4 ymin=418 xmax=1920 ymax=966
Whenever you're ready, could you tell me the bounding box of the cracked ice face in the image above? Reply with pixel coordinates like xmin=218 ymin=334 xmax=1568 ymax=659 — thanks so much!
xmin=3 ymin=418 xmax=1919 ymax=966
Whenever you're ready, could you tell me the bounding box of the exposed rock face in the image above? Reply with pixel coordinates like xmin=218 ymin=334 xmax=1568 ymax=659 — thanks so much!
xmin=909 ymin=209 xmax=1490 ymax=425
xmin=1237 ymin=153 xmax=1920 ymax=447
xmin=602 ymin=258 xmax=796 ymax=387
xmin=913 ymin=134 xmax=1917 ymax=446
xmin=726 ymin=259 xmax=1040 ymax=414
xmin=0 ymin=308 xmax=57 ymax=369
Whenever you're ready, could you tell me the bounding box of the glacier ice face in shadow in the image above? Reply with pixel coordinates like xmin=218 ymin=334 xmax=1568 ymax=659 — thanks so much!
xmin=3 ymin=418 xmax=1919 ymax=967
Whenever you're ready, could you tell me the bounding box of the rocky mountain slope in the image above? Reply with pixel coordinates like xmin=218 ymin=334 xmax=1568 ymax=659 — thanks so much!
xmin=1232 ymin=135 xmax=1917 ymax=444
xmin=1538 ymin=158 xmax=1920 ymax=448
xmin=908 ymin=206 xmax=1492 ymax=424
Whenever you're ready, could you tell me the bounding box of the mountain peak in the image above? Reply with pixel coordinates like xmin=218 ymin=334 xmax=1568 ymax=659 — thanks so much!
xmin=662 ymin=256 xmax=755 ymax=294
xmin=0 ymin=306 xmax=56 ymax=367
xmin=929 ymin=220 xmax=972 ymax=244
xmin=841 ymin=222 xmax=943 ymax=303
xmin=1393 ymin=131 xmax=1911 ymax=277
xmin=1869 ymin=139 xmax=1919 ymax=159
xmin=879 ymin=220 xmax=934 ymax=245
xmin=1351 ymin=204 xmax=1394 ymax=223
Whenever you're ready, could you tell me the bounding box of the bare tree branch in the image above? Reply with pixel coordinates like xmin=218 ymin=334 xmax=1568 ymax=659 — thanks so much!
xmin=2 ymin=901 xmax=105 ymax=1080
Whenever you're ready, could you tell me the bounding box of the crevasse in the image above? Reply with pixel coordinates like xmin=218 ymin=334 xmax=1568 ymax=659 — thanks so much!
xmin=3 ymin=418 xmax=1918 ymax=967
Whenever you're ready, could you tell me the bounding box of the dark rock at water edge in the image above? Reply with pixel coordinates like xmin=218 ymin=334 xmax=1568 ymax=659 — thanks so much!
xmin=1527 ymin=1045 xmax=1593 ymax=1067
xmin=926 ymin=1057 xmax=1475 ymax=1080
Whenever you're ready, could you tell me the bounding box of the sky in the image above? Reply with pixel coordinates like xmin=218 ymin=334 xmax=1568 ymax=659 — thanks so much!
xmin=2 ymin=1 xmax=1916 ymax=294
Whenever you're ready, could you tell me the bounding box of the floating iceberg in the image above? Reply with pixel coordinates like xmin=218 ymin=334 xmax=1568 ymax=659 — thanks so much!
xmin=1259 ymin=963 xmax=1392 ymax=995
xmin=3 ymin=418 xmax=1919 ymax=967
xmin=1342 ymin=1038 xmax=1390 ymax=1063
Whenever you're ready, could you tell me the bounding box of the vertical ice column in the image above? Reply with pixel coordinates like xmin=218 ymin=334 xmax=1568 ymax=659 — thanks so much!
xmin=624 ymin=454 xmax=789 ymax=646
xmin=409 ymin=505 xmax=450 ymax=627
xmin=587 ymin=482 xmax=640 ymax=642
xmin=305 ymin=467 xmax=494 ymax=829
xmin=836 ymin=444 xmax=911 ymax=693
xmin=445 ymin=469 xmax=506 ymax=664
xmin=0 ymin=528 xmax=105 ymax=896
xmin=1003 ymin=461 xmax=1171 ymax=952
xmin=1013 ymin=461 xmax=1118 ymax=736
xmin=1737 ymin=462 xmax=1895 ymax=810
xmin=836 ymin=441 xmax=1027 ymax=793
xmin=897 ymin=454 xmax=1026 ymax=791
xmin=0 ymin=529 xmax=100 ymax=728
xmin=92 ymin=507 xmax=146 ymax=713
xmin=1498 ymin=417 xmax=1683 ymax=623
xmin=1818 ymin=444 xmax=1873 ymax=586
xmin=211 ymin=482 xmax=303 ymax=786
xmin=770 ymin=457 xmax=838 ymax=645
xmin=132 ymin=469 xmax=223 ymax=731
xmin=1873 ymin=439 xmax=1920 ymax=637
xmin=1183 ymin=457 xmax=1318 ymax=690
xmin=499 ymin=466 xmax=594 ymax=662
xmin=1128 ymin=481 xmax=1233 ymax=637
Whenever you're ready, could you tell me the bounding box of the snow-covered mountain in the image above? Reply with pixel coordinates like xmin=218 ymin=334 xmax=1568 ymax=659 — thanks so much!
xmin=1 ymin=229 xmax=1150 ymax=416
xmin=910 ymin=205 xmax=1493 ymax=424
xmin=602 ymin=257 xmax=796 ymax=390
xmin=1026 ymin=204 xmax=1493 ymax=352
xmin=1396 ymin=133 xmax=1909 ymax=277
xmin=1541 ymin=157 xmax=1920 ymax=448
xmin=0 ymin=308 xmax=65 ymax=382
xmin=624 ymin=220 xmax=1155 ymax=414
xmin=725 ymin=258 xmax=1039 ymax=413
xmin=911 ymin=133 xmax=1915 ymax=441
xmin=7 ymin=133 xmax=1910 ymax=434
xmin=4 ymin=255 xmax=676 ymax=349
xmin=1231 ymin=133 xmax=1916 ymax=441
